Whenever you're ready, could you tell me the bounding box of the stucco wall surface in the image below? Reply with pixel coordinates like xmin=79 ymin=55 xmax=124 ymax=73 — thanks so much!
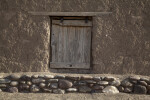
xmin=0 ymin=0 xmax=150 ymax=75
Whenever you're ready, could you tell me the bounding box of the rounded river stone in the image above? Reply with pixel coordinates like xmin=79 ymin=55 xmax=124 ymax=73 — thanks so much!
xmin=59 ymin=80 xmax=73 ymax=89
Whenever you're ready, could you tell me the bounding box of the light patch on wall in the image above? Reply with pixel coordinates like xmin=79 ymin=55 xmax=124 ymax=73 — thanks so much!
xmin=42 ymin=20 xmax=50 ymax=49
xmin=17 ymin=12 xmax=25 ymax=27
xmin=112 ymin=56 xmax=124 ymax=67
xmin=132 ymin=16 xmax=142 ymax=19
xmin=145 ymin=41 xmax=150 ymax=50
xmin=43 ymin=20 xmax=50 ymax=36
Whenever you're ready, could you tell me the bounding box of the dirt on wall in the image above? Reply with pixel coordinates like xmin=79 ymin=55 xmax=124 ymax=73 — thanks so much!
xmin=0 ymin=0 xmax=150 ymax=75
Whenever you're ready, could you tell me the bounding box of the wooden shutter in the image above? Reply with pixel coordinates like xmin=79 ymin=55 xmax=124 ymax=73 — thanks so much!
xmin=50 ymin=19 xmax=92 ymax=69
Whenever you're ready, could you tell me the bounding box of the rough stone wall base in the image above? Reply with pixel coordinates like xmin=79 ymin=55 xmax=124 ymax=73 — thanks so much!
xmin=0 ymin=74 xmax=150 ymax=94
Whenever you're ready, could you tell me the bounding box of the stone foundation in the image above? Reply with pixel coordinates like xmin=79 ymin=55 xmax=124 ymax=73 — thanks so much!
xmin=0 ymin=74 xmax=150 ymax=94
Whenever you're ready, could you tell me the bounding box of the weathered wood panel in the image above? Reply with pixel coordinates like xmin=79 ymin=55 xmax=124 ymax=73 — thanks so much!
xmin=50 ymin=62 xmax=90 ymax=69
xmin=52 ymin=20 xmax=92 ymax=27
xmin=52 ymin=17 xmax=92 ymax=20
xmin=51 ymin=20 xmax=92 ymax=69
xmin=28 ymin=12 xmax=112 ymax=16
xmin=51 ymin=25 xmax=60 ymax=62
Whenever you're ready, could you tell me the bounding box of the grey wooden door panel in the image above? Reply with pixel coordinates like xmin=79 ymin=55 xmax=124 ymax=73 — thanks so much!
xmin=50 ymin=19 xmax=92 ymax=69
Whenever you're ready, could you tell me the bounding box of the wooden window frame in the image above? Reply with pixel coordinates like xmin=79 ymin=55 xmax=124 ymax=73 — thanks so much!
xmin=49 ymin=16 xmax=93 ymax=69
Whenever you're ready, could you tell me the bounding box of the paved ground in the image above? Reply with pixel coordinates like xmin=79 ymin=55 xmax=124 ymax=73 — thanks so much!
xmin=0 ymin=92 xmax=150 ymax=100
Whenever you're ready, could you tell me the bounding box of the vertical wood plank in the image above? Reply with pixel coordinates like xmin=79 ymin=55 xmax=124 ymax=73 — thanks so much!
xmin=81 ymin=27 xmax=85 ymax=62
xmin=58 ymin=25 xmax=62 ymax=62
xmin=63 ymin=26 xmax=68 ymax=62
xmin=51 ymin=25 xmax=60 ymax=62
xmin=84 ymin=27 xmax=91 ymax=63
xmin=51 ymin=25 xmax=55 ymax=62
xmin=75 ymin=27 xmax=81 ymax=63
xmin=68 ymin=27 xmax=76 ymax=63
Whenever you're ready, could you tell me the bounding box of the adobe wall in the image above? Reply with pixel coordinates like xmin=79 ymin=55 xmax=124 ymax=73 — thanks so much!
xmin=0 ymin=0 xmax=150 ymax=75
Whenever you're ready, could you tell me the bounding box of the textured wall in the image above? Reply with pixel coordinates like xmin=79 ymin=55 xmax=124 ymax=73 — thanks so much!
xmin=0 ymin=0 xmax=150 ymax=75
